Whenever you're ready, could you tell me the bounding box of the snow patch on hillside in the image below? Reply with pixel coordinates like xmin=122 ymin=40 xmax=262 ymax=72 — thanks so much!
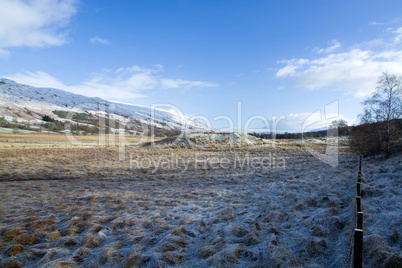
xmin=0 ymin=78 xmax=212 ymax=133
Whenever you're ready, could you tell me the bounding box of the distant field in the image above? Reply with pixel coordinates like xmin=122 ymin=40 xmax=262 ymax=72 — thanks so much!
xmin=0 ymin=134 xmax=400 ymax=267
xmin=0 ymin=133 xmax=164 ymax=148
xmin=0 ymin=133 xmax=337 ymax=180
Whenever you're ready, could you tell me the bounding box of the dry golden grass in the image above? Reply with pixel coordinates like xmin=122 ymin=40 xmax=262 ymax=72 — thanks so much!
xmin=125 ymin=252 xmax=143 ymax=267
xmin=13 ymin=233 xmax=36 ymax=245
xmin=6 ymin=244 xmax=25 ymax=256
xmin=81 ymin=234 xmax=103 ymax=249
xmin=0 ymin=134 xmax=377 ymax=267
xmin=48 ymin=231 xmax=62 ymax=242
xmin=0 ymin=133 xmax=163 ymax=147
xmin=0 ymin=133 xmax=339 ymax=180
xmin=2 ymin=257 xmax=21 ymax=268
xmin=3 ymin=229 xmax=23 ymax=242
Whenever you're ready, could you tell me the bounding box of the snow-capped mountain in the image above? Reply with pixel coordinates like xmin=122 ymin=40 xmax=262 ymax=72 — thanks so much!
xmin=0 ymin=78 xmax=212 ymax=134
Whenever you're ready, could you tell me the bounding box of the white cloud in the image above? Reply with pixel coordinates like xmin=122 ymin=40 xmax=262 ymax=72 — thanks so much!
xmin=0 ymin=48 xmax=10 ymax=58
xmin=276 ymin=64 xmax=297 ymax=78
xmin=274 ymin=112 xmax=355 ymax=133
xmin=313 ymin=40 xmax=341 ymax=54
xmin=5 ymin=71 xmax=66 ymax=88
xmin=90 ymin=36 xmax=110 ymax=45
xmin=393 ymin=27 xmax=402 ymax=45
xmin=0 ymin=0 xmax=78 ymax=49
xmin=116 ymin=65 xmax=159 ymax=75
xmin=161 ymin=79 xmax=219 ymax=89
xmin=4 ymin=65 xmax=219 ymax=100
xmin=154 ymin=64 xmax=164 ymax=71
xmin=4 ymin=71 xmax=148 ymax=100
xmin=276 ymin=29 xmax=402 ymax=97
xmin=369 ymin=21 xmax=384 ymax=26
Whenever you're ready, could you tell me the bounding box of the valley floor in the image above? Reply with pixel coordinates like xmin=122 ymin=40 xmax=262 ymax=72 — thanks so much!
xmin=0 ymin=137 xmax=400 ymax=267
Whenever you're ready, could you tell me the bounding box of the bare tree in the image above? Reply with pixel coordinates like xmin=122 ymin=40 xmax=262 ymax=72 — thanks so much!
xmin=360 ymin=72 xmax=402 ymax=157
xmin=330 ymin=119 xmax=348 ymax=129
xmin=329 ymin=119 xmax=348 ymax=136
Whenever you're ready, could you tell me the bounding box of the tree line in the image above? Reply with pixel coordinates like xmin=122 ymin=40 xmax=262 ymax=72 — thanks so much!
xmin=250 ymin=72 xmax=402 ymax=158
xmin=351 ymin=72 xmax=402 ymax=158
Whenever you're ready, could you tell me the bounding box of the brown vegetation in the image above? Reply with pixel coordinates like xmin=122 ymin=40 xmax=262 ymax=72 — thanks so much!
xmin=0 ymin=133 xmax=399 ymax=267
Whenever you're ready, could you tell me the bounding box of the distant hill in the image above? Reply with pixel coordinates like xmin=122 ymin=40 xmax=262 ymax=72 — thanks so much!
xmin=0 ymin=78 xmax=212 ymax=136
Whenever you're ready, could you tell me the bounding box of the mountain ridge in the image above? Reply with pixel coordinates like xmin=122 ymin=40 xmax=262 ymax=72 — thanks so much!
xmin=0 ymin=78 xmax=212 ymax=135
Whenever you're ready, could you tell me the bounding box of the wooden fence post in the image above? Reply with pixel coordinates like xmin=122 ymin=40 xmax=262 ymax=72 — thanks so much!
xmin=353 ymin=229 xmax=363 ymax=268
xmin=357 ymin=212 xmax=363 ymax=230
xmin=356 ymin=183 xmax=361 ymax=197
xmin=356 ymin=197 xmax=362 ymax=212
xmin=352 ymin=156 xmax=364 ymax=268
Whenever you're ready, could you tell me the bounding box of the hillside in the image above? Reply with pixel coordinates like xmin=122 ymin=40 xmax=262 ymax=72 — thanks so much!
xmin=0 ymin=79 xmax=212 ymax=136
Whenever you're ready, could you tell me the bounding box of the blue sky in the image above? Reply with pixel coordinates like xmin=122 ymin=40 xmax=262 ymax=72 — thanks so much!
xmin=1 ymin=0 xmax=402 ymax=132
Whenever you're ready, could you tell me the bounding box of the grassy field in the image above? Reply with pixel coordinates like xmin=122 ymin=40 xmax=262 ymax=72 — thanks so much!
xmin=0 ymin=133 xmax=164 ymax=147
xmin=0 ymin=134 xmax=400 ymax=267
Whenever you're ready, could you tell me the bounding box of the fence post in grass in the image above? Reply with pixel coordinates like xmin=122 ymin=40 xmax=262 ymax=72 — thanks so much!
xmin=352 ymin=156 xmax=364 ymax=268
xmin=356 ymin=196 xmax=362 ymax=212
xmin=356 ymin=183 xmax=361 ymax=197
xmin=353 ymin=229 xmax=363 ymax=268
xmin=357 ymin=212 xmax=363 ymax=230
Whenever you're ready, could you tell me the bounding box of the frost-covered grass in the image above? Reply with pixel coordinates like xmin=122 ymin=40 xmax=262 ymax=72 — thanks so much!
xmin=359 ymin=155 xmax=402 ymax=267
xmin=0 ymin=139 xmax=400 ymax=267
